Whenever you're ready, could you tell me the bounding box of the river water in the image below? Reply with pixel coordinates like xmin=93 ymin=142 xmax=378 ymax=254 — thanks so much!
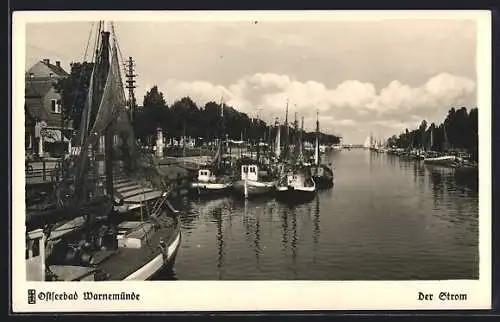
xmin=161 ymin=148 xmax=479 ymax=280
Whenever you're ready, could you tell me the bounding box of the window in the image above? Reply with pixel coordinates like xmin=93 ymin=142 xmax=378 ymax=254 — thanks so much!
xmin=51 ymin=99 xmax=61 ymax=113
xmin=49 ymin=72 xmax=54 ymax=78
xmin=29 ymin=73 xmax=34 ymax=79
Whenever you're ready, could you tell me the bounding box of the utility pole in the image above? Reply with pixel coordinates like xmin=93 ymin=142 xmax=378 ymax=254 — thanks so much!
xmin=125 ymin=56 xmax=137 ymax=122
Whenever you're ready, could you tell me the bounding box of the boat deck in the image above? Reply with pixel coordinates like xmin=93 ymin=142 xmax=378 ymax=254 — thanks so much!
xmin=97 ymin=223 xmax=180 ymax=280
xmin=113 ymin=178 xmax=166 ymax=207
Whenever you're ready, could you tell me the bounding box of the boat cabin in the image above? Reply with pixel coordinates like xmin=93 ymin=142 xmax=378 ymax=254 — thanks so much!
xmin=26 ymin=228 xmax=46 ymax=281
xmin=310 ymin=166 xmax=325 ymax=177
xmin=241 ymin=164 xmax=259 ymax=181
xmin=197 ymin=169 xmax=216 ymax=183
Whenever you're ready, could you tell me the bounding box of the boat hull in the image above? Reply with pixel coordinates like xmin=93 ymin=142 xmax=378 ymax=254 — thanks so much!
xmin=190 ymin=182 xmax=233 ymax=196
xmin=124 ymin=229 xmax=181 ymax=281
xmin=275 ymin=186 xmax=316 ymax=203
xmin=96 ymin=206 xmax=183 ymax=281
xmin=313 ymin=175 xmax=334 ymax=189
xmin=310 ymin=165 xmax=334 ymax=189
xmin=233 ymin=180 xmax=276 ymax=199
xmin=423 ymin=156 xmax=456 ymax=166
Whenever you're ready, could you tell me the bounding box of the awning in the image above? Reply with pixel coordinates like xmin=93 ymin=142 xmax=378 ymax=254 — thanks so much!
xmin=40 ymin=128 xmax=70 ymax=143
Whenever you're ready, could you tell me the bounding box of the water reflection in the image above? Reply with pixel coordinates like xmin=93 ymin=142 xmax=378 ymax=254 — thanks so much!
xmin=216 ymin=205 xmax=225 ymax=279
xmin=290 ymin=206 xmax=298 ymax=278
xmin=312 ymin=196 xmax=320 ymax=263
xmin=254 ymin=202 xmax=261 ymax=269
xmin=166 ymin=149 xmax=479 ymax=280
xmin=281 ymin=207 xmax=289 ymax=254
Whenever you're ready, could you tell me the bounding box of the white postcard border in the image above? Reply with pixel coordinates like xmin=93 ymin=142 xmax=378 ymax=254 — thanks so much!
xmin=11 ymin=10 xmax=492 ymax=312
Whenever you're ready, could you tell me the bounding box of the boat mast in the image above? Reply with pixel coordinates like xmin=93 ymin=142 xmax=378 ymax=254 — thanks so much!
xmin=314 ymin=110 xmax=320 ymax=166
xmin=443 ymin=123 xmax=449 ymax=151
xmin=275 ymin=117 xmax=281 ymax=159
xmin=101 ymin=23 xmax=114 ymax=197
xmin=429 ymin=127 xmax=434 ymax=151
xmin=293 ymin=111 xmax=299 ymax=162
xmin=283 ymin=99 xmax=289 ymax=161
xmin=299 ymin=116 xmax=304 ymax=163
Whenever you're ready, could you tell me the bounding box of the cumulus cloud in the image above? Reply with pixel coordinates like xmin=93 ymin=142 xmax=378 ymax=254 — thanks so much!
xmin=161 ymin=72 xmax=476 ymax=141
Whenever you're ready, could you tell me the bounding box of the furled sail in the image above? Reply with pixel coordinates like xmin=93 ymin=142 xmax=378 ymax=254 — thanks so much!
xmin=71 ymin=36 xmax=166 ymax=203
xmin=209 ymin=100 xmax=225 ymax=169
xmin=314 ymin=111 xmax=320 ymax=165
xmin=275 ymin=124 xmax=281 ymax=159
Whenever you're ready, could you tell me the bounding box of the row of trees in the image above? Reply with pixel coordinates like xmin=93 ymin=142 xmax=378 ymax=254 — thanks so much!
xmin=386 ymin=107 xmax=478 ymax=160
xmin=55 ymin=62 xmax=341 ymax=147
xmin=132 ymin=86 xmax=341 ymax=146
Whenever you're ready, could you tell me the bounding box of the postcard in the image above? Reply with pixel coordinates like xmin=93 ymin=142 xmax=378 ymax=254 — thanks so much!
xmin=12 ymin=10 xmax=491 ymax=312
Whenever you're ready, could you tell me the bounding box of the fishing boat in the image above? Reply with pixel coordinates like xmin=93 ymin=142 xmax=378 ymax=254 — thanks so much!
xmin=233 ymin=158 xmax=277 ymax=199
xmin=423 ymin=126 xmax=456 ymax=167
xmin=190 ymin=99 xmax=233 ymax=196
xmin=275 ymin=105 xmax=317 ymax=202
xmin=309 ymin=111 xmax=334 ymax=189
xmin=275 ymin=165 xmax=316 ymax=202
xmin=423 ymin=154 xmax=457 ymax=166
xmin=190 ymin=167 xmax=233 ymax=196
xmin=25 ymin=22 xmax=181 ymax=281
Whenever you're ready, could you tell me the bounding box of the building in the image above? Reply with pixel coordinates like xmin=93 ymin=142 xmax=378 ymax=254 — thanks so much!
xmin=25 ymin=59 xmax=72 ymax=158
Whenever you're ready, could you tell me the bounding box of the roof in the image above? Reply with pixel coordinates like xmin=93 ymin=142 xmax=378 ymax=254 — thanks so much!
xmin=45 ymin=61 xmax=69 ymax=77
xmin=26 ymin=60 xmax=69 ymax=79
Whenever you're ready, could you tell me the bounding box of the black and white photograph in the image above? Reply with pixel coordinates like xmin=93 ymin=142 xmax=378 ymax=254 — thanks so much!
xmin=12 ymin=10 xmax=491 ymax=311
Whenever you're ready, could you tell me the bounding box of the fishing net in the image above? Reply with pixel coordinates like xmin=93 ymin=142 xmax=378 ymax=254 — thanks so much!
xmin=59 ymin=41 xmax=168 ymax=207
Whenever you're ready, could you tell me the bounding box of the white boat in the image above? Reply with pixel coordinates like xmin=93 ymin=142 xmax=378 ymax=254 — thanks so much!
xmin=423 ymin=155 xmax=457 ymax=166
xmin=190 ymin=168 xmax=232 ymax=196
xmin=233 ymin=163 xmax=276 ymax=199
xmin=423 ymin=128 xmax=457 ymax=166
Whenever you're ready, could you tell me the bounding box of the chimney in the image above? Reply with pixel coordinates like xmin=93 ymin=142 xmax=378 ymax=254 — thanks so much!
xmin=56 ymin=61 xmax=61 ymax=68
xmin=43 ymin=58 xmax=50 ymax=65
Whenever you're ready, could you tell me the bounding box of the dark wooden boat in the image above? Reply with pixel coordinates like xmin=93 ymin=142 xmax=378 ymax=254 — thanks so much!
xmin=275 ymin=165 xmax=316 ymax=203
xmin=310 ymin=111 xmax=334 ymax=189
xmin=25 ymin=22 xmax=181 ymax=281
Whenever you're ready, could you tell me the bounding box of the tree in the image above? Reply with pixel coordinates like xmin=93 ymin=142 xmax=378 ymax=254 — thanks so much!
xmin=387 ymin=106 xmax=478 ymax=161
xmin=54 ymin=62 xmax=95 ymax=135
xmin=133 ymin=85 xmax=169 ymax=145
xmin=143 ymin=85 xmax=166 ymax=106
xmin=132 ymin=92 xmax=342 ymax=147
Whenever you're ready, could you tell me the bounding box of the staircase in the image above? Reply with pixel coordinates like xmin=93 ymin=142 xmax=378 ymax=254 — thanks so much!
xmin=112 ymin=177 xmax=165 ymax=212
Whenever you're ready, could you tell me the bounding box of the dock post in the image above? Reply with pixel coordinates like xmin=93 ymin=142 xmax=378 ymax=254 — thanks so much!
xmin=42 ymin=161 xmax=46 ymax=181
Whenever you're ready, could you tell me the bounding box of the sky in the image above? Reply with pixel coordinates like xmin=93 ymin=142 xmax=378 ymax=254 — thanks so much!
xmin=25 ymin=17 xmax=478 ymax=144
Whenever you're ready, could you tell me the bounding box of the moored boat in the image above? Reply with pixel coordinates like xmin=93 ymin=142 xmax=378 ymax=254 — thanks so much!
xmin=275 ymin=165 xmax=316 ymax=203
xmin=310 ymin=111 xmax=334 ymax=189
xmin=423 ymin=154 xmax=457 ymax=166
xmin=190 ymin=167 xmax=233 ymax=196
xmin=189 ymin=98 xmax=233 ymax=196
xmin=25 ymin=22 xmax=182 ymax=281
xmin=233 ymin=161 xmax=277 ymax=199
